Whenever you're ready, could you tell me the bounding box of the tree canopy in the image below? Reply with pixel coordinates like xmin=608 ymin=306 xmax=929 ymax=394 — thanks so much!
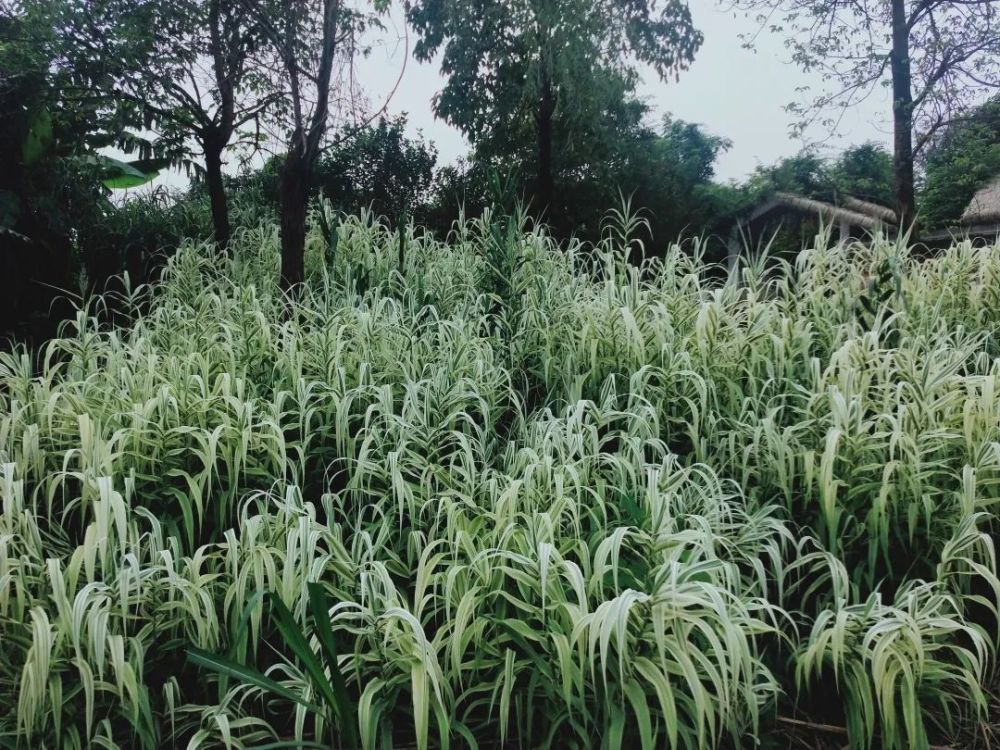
xmin=50 ymin=0 xmax=275 ymax=249
xmin=921 ymin=94 xmax=1000 ymax=228
xmin=407 ymin=0 xmax=703 ymax=215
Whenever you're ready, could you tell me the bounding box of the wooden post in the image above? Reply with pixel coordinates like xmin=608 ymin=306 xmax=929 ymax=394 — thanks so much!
xmin=727 ymin=226 xmax=742 ymax=273
xmin=838 ymin=218 xmax=851 ymax=243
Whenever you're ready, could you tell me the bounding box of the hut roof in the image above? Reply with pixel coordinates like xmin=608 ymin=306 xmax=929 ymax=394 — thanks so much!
xmin=747 ymin=192 xmax=886 ymax=231
xmin=961 ymin=176 xmax=1000 ymax=225
xmin=840 ymin=196 xmax=897 ymax=225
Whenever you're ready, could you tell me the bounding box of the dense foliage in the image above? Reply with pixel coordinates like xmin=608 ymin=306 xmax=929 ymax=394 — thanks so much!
xmin=425 ymin=113 xmax=736 ymax=246
xmin=741 ymin=144 xmax=895 ymax=206
xmin=1 ymin=212 xmax=998 ymax=748
xmin=921 ymin=95 xmax=1000 ymax=229
xmin=228 ymin=116 xmax=438 ymax=224
xmin=407 ymin=0 xmax=702 ymax=212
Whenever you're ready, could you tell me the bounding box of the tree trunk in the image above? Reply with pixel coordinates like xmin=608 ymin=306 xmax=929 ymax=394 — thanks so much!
xmin=890 ymin=0 xmax=917 ymax=233
xmin=535 ymin=71 xmax=555 ymax=216
xmin=204 ymin=140 xmax=232 ymax=252
xmin=280 ymin=143 xmax=310 ymax=290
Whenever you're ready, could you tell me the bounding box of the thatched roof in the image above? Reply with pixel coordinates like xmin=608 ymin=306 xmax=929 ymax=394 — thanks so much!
xmin=747 ymin=192 xmax=887 ymax=231
xmin=840 ymin=196 xmax=897 ymax=225
xmin=961 ymin=176 xmax=1000 ymax=225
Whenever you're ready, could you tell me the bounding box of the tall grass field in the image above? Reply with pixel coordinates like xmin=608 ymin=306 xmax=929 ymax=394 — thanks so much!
xmin=1 ymin=207 xmax=999 ymax=749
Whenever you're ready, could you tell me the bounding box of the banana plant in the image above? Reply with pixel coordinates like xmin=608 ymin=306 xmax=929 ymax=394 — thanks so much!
xmin=92 ymin=155 xmax=171 ymax=190
xmin=2 ymin=106 xmax=170 ymax=236
xmin=23 ymin=106 xmax=168 ymax=190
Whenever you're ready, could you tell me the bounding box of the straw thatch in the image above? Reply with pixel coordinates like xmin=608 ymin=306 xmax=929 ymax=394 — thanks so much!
xmin=841 ymin=196 xmax=897 ymax=225
xmin=961 ymin=176 xmax=1000 ymax=225
xmin=749 ymin=192 xmax=886 ymax=231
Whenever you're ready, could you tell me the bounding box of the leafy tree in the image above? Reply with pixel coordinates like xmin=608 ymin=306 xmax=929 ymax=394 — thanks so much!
xmin=539 ymin=96 xmax=659 ymax=237
xmin=830 ymin=143 xmax=895 ymax=205
xmin=921 ymin=94 xmax=1000 ymax=227
xmin=425 ymin=110 xmax=733 ymax=254
xmin=224 ymin=116 xmax=436 ymax=226
xmin=51 ymin=0 xmax=271 ymax=250
xmin=742 ymin=151 xmax=832 ymax=202
xmin=639 ymin=117 xmax=735 ymax=243
xmin=317 ymin=116 xmax=437 ymax=220
xmin=421 ymin=157 xmax=499 ymax=235
xmin=731 ymin=0 xmax=1000 ymax=230
xmin=570 ymin=114 xmax=733 ymax=245
xmin=740 ymin=144 xmax=895 ymax=207
xmin=407 ymin=0 xmax=703 ymax=214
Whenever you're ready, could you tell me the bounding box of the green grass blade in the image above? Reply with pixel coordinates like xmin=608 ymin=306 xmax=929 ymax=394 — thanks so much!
xmin=186 ymin=648 xmax=322 ymax=713
xmin=307 ymin=582 xmax=359 ymax=750
xmin=270 ymin=596 xmax=343 ymax=732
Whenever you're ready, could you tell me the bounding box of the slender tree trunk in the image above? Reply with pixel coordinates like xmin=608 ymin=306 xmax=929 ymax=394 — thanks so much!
xmin=535 ymin=71 xmax=555 ymax=215
xmin=274 ymin=0 xmax=341 ymax=292
xmin=890 ymin=0 xmax=917 ymax=233
xmin=204 ymin=139 xmax=232 ymax=252
xmin=280 ymin=141 xmax=309 ymax=290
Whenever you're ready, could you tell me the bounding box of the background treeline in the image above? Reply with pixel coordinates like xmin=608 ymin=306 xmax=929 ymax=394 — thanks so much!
xmin=3 ymin=0 xmax=1000 ymax=344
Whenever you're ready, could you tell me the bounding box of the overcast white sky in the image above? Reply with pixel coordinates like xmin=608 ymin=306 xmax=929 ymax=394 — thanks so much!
xmin=351 ymin=1 xmax=894 ymax=182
